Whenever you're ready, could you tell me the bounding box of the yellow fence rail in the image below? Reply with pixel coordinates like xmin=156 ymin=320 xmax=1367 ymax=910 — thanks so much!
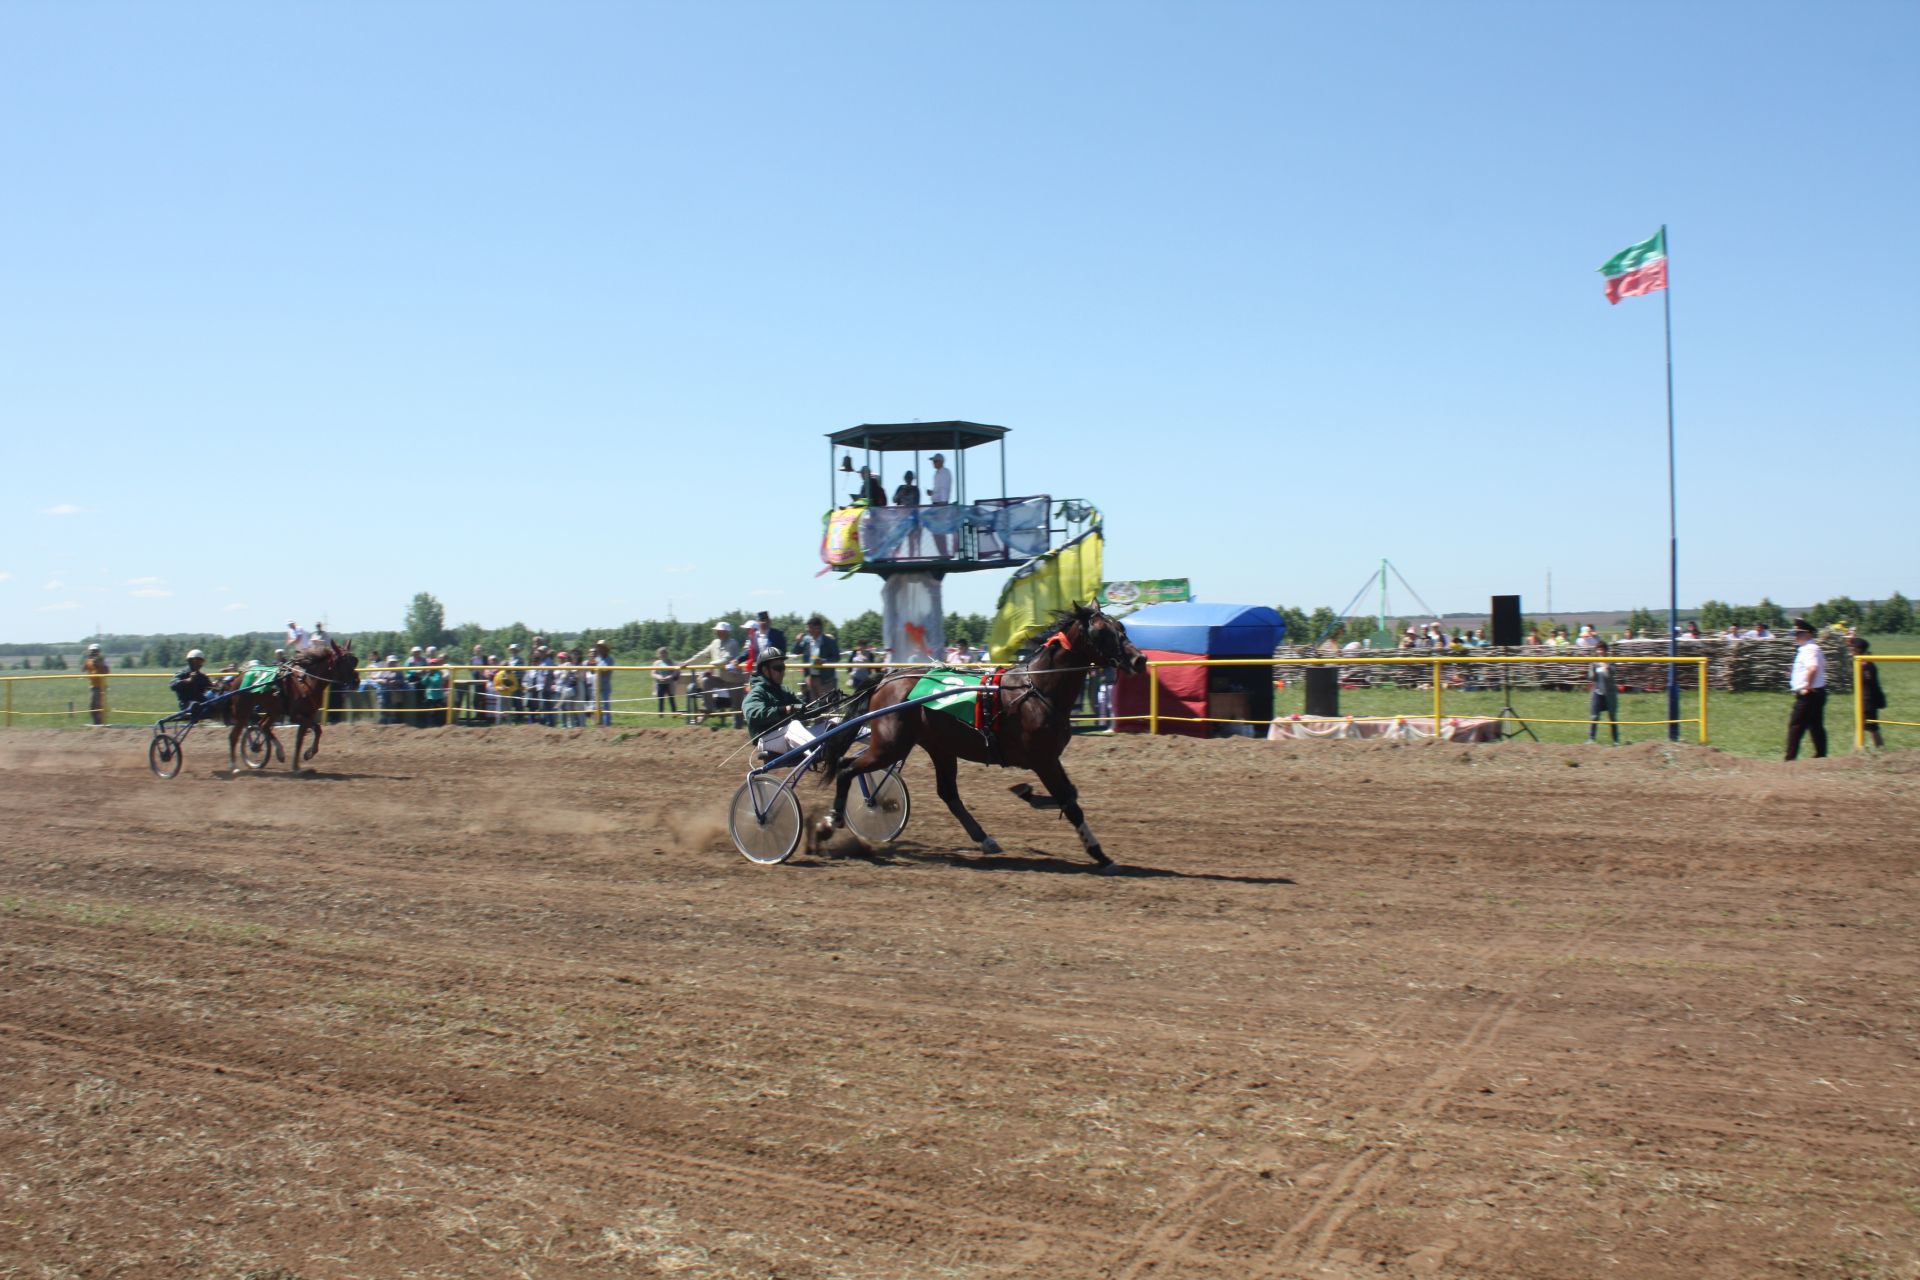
xmin=0 ymin=653 xmax=1713 ymax=746
xmin=1855 ymin=654 xmax=1920 ymax=749
xmin=0 ymin=664 xmax=898 ymax=728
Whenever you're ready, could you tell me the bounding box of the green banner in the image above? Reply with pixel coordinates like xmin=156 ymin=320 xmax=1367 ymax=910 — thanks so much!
xmin=1097 ymin=578 xmax=1191 ymax=615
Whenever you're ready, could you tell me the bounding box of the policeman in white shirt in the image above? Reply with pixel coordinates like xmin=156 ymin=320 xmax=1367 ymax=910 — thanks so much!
xmin=1784 ymin=617 xmax=1828 ymax=761
xmin=927 ymin=452 xmax=954 ymax=557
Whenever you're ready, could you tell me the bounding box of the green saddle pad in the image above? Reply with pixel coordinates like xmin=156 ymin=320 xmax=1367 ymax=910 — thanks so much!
xmin=909 ymin=667 xmax=984 ymax=725
xmin=238 ymin=665 xmax=280 ymax=693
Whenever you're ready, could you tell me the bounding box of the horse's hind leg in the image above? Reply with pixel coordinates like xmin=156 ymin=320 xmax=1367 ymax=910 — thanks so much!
xmin=1030 ymin=757 xmax=1115 ymax=871
xmin=302 ymin=720 xmax=321 ymax=762
xmin=931 ymin=751 xmax=1000 ymax=855
xmin=290 ymin=724 xmax=307 ymax=773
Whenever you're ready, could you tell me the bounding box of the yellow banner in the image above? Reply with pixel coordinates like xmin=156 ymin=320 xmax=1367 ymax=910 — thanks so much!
xmin=987 ymin=529 xmax=1104 ymax=662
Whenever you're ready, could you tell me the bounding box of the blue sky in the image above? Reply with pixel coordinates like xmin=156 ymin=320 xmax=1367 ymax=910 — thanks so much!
xmin=3 ymin=1 xmax=1914 ymax=642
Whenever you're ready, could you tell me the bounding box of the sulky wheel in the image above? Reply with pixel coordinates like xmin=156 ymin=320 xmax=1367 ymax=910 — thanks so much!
xmin=729 ymin=776 xmax=802 ymax=865
xmin=240 ymin=723 xmax=273 ymax=771
xmin=149 ymin=735 xmax=182 ymax=780
xmin=843 ymin=771 xmax=910 ymax=846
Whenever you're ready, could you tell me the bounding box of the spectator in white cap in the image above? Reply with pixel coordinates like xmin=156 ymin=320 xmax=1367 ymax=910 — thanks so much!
xmin=928 ymin=451 xmax=953 ymax=556
xmin=407 ymin=646 xmax=425 ymax=667
xmin=287 ymin=620 xmax=309 ymax=649
xmin=679 ymin=621 xmax=745 ymax=722
xmin=83 ymin=643 xmax=110 ymax=725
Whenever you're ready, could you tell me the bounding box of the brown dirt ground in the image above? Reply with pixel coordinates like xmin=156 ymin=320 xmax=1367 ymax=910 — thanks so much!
xmin=2 ymin=725 xmax=1917 ymax=1280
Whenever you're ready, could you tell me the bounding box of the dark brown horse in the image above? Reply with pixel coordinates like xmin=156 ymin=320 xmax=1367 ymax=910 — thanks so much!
xmin=822 ymin=603 xmax=1146 ymax=871
xmin=227 ymin=642 xmax=358 ymax=774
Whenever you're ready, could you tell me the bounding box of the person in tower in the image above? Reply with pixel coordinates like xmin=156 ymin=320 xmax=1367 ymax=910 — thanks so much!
xmin=927 ymin=452 xmax=953 ymax=557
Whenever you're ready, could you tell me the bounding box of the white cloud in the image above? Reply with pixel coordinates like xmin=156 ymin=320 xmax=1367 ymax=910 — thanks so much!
xmin=43 ymin=579 xmax=64 ymax=590
xmin=222 ymin=602 xmax=249 ymax=612
xmin=126 ymin=576 xmax=164 ymax=587
xmin=40 ymin=504 xmax=84 ymax=517
xmin=130 ymin=588 xmax=173 ymax=599
xmin=37 ymin=600 xmax=79 ymax=612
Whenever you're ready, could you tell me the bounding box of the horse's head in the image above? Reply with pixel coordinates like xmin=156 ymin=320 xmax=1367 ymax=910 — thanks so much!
xmin=330 ymin=641 xmax=359 ymax=689
xmin=294 ymin=640 xmax=357 ymax=688
xmin=1051 ymin=602 xmax=1147 ymax=674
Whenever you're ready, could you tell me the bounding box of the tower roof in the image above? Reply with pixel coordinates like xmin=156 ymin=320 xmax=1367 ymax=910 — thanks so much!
xmin=826 ymin=421 xmax=1008 ymax=452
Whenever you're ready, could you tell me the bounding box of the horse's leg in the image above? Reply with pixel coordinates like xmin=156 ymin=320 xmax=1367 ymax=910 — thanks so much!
xmin=228 ymin=717 xmax=243 ymax=775
xmin=929 ymin=747 xmax=999 ymax=855
xmin=831 ymin=726 xmax=907 ymax=828
xmin=1029 ymin=756 xmax=1116 ymax=871
xmin=290 ymin=721 xmax=307 ymax=773
xmin=303 ymin=715 xmax=322 ymax=762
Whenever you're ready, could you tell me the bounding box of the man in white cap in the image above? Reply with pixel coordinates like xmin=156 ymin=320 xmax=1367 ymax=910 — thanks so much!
xmin=679 ymin=621 xmax=744 ymax=722
xmin=927 ymin=451 xmax=953 ymax=556
xmin=82 ymin=643 xmax=110 ymax=725
xmin=287 ymin=620 xmax=309 ymax=649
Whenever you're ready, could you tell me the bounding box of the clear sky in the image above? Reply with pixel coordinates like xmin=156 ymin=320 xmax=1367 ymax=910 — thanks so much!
xmin=3 ymin=1 xmax=1914 ymax=642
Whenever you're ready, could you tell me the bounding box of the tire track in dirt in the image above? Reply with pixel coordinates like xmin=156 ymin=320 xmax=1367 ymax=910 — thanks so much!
xmin=1101 ymin=931 xmax=1525 ymax=1280
xmin=1 ymin=1021 xmax=1142 ymax=1268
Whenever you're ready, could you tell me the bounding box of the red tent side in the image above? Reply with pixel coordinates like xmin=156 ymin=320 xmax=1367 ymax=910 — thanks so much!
xmin=1113 ymin=649 xmax=1211 ymax=736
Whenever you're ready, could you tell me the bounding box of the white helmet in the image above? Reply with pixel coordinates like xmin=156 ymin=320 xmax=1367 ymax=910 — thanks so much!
xmin=186 ymin=649 xmax=205 ymax=660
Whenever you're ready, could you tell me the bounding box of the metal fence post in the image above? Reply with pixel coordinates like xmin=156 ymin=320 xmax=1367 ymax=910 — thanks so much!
xmin=1148 ymin=662 xmax=1160 ymax=735
xmin=1432 ymin=657 xmax=1443 ymax=736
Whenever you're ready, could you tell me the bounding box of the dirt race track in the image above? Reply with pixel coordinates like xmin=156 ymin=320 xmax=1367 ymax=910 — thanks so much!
xmin=3 ymin=726 xmax=1918 ymax=1280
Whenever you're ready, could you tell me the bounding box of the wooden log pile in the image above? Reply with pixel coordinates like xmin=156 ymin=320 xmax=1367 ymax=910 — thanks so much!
xmin=1273 ymin=635 xmax=1852 ymax=695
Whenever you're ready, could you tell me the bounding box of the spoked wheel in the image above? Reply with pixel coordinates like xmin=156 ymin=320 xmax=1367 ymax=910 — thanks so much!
xmin=729 ymin=776 xmax=802 ymax=865
xmin=843 ymin=770 xmax=910 ymax=846
xmin=240 ymin=723 xmax=273 ymax=771
xmin=149 ymin=734 xmax=182 ymax=780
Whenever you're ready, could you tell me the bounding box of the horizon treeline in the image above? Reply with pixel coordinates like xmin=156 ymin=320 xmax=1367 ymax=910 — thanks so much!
xmin=2 ymin=593 xmax=995 ymax=670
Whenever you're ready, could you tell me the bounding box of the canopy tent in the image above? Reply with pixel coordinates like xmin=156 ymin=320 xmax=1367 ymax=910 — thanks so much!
xmin=1112 ymin=602 xmax=1286 ymax=736
xmin=1118 ymin=602 xmax=1285 ymax=657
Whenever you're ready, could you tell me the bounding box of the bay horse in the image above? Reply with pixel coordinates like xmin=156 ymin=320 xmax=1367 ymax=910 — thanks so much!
xmin=227 ymin=641 xmax=359 ymax=775
xmin=820 ymin=603 xmax=1146 ymax=871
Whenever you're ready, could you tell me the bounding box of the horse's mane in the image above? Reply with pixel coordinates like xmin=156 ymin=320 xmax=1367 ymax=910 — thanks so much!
xmin=1031 ymin=602 xmax=1101 ymax=647
xmin=292 ymin=639 xmax=354 ymax=673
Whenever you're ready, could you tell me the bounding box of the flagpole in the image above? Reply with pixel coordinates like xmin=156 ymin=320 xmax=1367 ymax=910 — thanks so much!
xmin=1662 ymin=224 xmax=1679 ymax=741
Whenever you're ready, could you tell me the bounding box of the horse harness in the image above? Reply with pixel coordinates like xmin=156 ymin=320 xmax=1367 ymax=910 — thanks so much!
xmin=977 ymin=631 xmax=1080 ymax=762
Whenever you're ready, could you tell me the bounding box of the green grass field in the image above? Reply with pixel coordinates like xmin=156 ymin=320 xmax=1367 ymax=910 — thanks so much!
xmin=7 ymin=641 xmax=1918 ymax=759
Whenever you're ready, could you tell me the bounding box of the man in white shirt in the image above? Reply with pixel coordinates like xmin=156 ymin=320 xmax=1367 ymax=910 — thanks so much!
xmin=1784 ymin=617 xmax=1828 ymax=760
xmin=927 ymin=452 xmax=953 ymax=557
xmin=680 ymin=622 xmax=745 ymax=721
xmin=287 ymin=620 xmax=309 ymax=649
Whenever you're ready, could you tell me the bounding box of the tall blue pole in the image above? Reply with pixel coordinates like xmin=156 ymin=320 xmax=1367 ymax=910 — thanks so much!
xmin=1662 ymin=225 xmax=1680 ymax=740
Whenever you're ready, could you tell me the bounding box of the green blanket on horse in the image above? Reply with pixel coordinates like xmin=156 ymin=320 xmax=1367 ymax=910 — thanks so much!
xmin=908 ymin=667 xmax=986 ymax=725
xmin=237 ymin=664 xmax=280 ymax=694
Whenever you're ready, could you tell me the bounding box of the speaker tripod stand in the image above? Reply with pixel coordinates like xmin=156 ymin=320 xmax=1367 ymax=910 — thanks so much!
xmin=1497 ymin=665 xmax=1537 ymax=741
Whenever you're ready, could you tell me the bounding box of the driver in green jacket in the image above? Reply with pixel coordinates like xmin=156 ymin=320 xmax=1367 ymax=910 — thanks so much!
xmin=743 ymin=648 xmax=820 ymax=757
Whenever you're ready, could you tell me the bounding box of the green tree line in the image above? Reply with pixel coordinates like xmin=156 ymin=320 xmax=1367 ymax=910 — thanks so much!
xmin=2 ymin=592 xmax=997 ymax=670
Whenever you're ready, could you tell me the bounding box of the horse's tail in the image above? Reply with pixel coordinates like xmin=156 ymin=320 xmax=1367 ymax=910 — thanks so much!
xmin=813 ymin=683 xmax=878 ymax=783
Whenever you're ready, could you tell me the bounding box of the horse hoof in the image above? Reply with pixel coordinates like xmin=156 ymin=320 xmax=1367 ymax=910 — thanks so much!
xmin=979 ymin=838 xmax=1003 ymax=856
xmin=1094 ymin=861 xmax=1124 ymax=876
